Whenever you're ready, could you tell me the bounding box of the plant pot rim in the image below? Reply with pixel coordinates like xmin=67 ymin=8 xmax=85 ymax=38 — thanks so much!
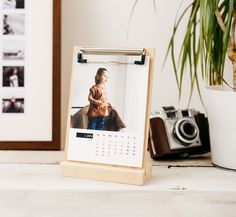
xmin=204 ymin=85 xmax=234 ymax=93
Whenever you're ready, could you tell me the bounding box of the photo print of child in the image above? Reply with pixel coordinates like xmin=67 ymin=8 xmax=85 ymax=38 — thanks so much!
xmin=3 ymin=66 xmax=24 ymax=87
xmin=67 ymin=50 xmax=151 ymax=168
xmin=87 ymin=68 xmax=112 ymax=130
xmin=71 ymin=67 xmax=126 ymax=131
xmin=3 ymin=0 xmax=24 ymax=9
xmin=2 ymin=97 xmax=24 ymax=113
xmin=3 ymin=14 xmax=25 ymax=35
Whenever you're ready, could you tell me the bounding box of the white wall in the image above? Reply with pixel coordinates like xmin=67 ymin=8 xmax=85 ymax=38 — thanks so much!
xmin=61 ymin=0 xmax=232 ymax=148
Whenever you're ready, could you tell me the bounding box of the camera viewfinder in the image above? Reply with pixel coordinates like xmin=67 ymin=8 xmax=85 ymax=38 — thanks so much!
xmin=166 ymin=111 xmax=176 ymax=118
xmin=181 ymin=110 xmax=189 ymax=117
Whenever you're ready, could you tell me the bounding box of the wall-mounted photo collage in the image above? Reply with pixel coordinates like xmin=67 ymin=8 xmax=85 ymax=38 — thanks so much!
xmin=0 ymin=0 xmax=25 ymax=115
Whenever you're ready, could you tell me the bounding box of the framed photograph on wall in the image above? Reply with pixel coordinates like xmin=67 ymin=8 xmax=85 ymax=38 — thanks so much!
xmin=0 ymin=0 xmax=61 ymax=149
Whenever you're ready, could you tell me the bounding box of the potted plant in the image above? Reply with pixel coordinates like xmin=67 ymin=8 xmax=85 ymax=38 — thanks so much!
xmin=131 ymin=0 xmax=236 ymax=169
xmin=166 ymin=0 xmax=236 ymax=170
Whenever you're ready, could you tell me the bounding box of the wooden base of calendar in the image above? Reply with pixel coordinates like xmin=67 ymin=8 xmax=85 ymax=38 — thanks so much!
xmin=60 ymin=161 xmax=152 ymax=185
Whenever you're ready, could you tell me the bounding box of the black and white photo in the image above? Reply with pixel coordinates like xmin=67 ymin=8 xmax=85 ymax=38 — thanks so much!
xmin=2 ymin=97 xmax=24 ymax=113
xmin=3 ymin=0 xmax=24 ymax=9
xmin=2 ymin=66 xmax=24 ymax=87
xmin=2 ymin=39 xmax=24 ymax=60
xmin=3 ymin=14 xmax=25 ymax=35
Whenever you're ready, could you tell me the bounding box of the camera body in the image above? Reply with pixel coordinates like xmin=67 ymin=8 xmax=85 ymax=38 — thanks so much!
xmin=149 ymin=106 xmax=210 ymax=159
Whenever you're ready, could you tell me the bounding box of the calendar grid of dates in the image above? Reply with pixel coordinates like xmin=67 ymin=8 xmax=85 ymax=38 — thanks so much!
xmin=68 ymin=129 xmax=144 ymax=168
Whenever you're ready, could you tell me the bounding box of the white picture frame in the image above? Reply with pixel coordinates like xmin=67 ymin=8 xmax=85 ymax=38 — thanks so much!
xmin=0 ymin=0 xmax=61 ymax=149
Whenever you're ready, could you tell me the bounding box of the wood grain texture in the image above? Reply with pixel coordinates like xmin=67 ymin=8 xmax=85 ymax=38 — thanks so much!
xmin=0 ymin=0 xmax=61 ymax=150
xmin=0 ymin=150 xmax=212 ymax=166
xmin=150 ymin=153 xmax=212 ymax=167
xmin=0 ymin=164 xmax=235 ymax=217
xmin=1 ymin=164 xmax=236 ymax=192
xmin=60 ymin=160 xmax=152 ymax=186
xmin=0 ymin=151 xmax=64 ymax=164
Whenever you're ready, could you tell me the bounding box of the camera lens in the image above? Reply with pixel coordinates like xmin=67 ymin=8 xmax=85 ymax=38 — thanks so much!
xmin=173 ymin=119 xmax=199 ymax=145
xmin=181 ymin=122 xmax=197 ymax=139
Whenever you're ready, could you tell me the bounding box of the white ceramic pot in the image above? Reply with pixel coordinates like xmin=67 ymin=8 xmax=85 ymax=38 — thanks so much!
xmin=204 ymin=86 xmax=236 ymax=170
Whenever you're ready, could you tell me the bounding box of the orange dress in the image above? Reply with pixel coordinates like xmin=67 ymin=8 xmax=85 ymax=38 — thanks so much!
xmin=87 ymin=85 xmax=108 ymax=117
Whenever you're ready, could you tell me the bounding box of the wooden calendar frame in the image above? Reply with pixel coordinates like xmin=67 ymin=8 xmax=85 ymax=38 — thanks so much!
xmin=60 ymin=47 xmax=155 ymax=185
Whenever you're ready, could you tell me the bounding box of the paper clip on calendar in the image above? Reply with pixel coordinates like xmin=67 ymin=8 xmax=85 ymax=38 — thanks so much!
xmin=60 ymin=47 xmax=155 ymax=185
xmin=77 ymin=48 xmax=146 ymax=65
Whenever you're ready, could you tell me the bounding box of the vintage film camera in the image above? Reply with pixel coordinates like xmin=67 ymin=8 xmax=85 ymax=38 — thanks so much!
xmin=149 ymin=106 xmax=210 ymax=159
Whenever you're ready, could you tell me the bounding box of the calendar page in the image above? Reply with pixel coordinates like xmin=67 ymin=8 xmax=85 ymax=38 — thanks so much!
xmin=67 ymin=53 xmax=150 ymax=168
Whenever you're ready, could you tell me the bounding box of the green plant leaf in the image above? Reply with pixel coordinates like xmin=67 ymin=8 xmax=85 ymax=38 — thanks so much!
xmin=220 ymin=0 xmax=234 ymax=79
xmin=165 ymin=0 xmax=235 ymax=105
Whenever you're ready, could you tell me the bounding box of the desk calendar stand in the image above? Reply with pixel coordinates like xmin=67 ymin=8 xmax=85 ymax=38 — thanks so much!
xmin=60 ymin=47 xmax=155 ymax=185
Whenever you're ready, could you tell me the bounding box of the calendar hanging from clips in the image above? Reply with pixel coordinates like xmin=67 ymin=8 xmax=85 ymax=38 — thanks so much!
xmin=61 ymin=47 xmax=155 ymax=185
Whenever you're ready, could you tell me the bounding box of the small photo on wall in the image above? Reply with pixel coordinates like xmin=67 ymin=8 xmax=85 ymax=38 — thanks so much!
xmin=2 ymin=66 xmax=24 ymax=87
xmin=2 ymin=97 xmax=24 ymax=113
xmin=3 ymin=14 xmax=25 ymax=35
xmin=2 ymin=39 xmax=24 ymax=60
xmin=3 ymin=0 xmax=25 ymax=9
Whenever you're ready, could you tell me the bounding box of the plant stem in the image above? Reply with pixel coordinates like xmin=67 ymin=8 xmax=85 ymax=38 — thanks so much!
xmin=216 ymin=5 xmax=236 ymax=91
xmin=215 ymin=9 xmax=226 ymax=33
xmin=229 ymin=7 xmax=236 ymax=91
xmin=233 ymin=61 xmax=236 ymax=91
